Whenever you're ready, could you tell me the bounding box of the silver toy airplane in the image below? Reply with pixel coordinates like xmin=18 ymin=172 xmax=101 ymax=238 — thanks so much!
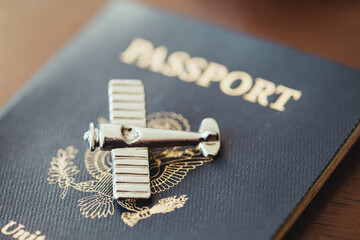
xmin=83 ymin=79 xmax=220 ymax=199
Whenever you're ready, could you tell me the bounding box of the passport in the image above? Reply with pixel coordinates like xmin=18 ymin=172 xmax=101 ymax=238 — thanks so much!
xmin=0 ymin=1 xmax=359 ymax=240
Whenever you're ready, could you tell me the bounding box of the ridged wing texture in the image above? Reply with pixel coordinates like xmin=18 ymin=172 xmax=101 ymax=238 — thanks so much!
xmin=109 ymin=79 xmax=150 ymax=199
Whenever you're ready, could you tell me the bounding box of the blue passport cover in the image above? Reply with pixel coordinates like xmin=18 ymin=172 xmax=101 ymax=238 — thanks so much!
xmin=0 ymin=1 xmax=359 ymax=240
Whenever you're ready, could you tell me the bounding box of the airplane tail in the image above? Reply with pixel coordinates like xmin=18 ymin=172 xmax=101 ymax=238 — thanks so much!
xmin=198 ymin=118 xmax=221 ymax=157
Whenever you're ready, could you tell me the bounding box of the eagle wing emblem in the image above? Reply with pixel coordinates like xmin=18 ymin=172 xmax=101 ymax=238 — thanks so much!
xmin=84 ymin=150 xmax=111 ymax=180
xmin=149 ymin=147 xmax=212 ymax=194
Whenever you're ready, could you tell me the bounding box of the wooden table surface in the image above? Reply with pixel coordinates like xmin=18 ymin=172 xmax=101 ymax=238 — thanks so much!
xmin=1 ymin=0 xmax=359 ymax=239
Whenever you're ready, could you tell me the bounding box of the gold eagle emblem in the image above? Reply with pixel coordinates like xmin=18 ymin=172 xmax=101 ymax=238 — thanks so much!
xmin=47 ymin=112 xmax=212 ymax=226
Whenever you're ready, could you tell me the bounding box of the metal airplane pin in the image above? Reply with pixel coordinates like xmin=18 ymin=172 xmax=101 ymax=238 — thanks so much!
xmin=83 ymin=79 xmax=221 ymax=199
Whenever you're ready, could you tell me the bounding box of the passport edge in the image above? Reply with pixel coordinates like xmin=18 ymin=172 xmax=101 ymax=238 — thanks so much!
xmin=273 ymin=121 xmax=360 ymax=240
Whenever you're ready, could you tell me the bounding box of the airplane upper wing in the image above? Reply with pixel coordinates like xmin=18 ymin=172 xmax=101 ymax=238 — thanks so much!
xmin=109 ymin=79 xmax=151 ymax=199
